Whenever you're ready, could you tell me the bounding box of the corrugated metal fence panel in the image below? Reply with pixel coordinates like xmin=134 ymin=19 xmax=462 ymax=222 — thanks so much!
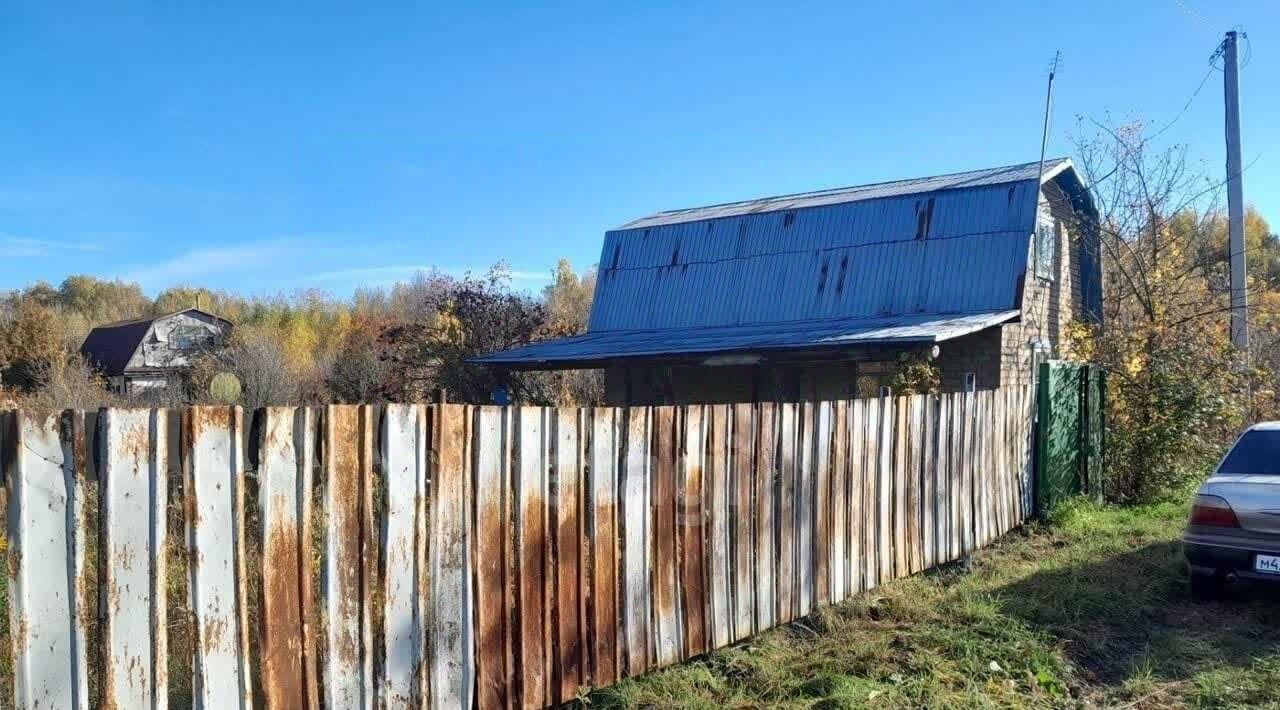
xmin=101 ymin=408 xmax=167 ymax=710
xmin=323 ymin=406 xmax=373 ymax=710
xmin=620 ymin=406 xmax=649 ymax=680
xmin=428 ymin=405 xmax=474 ymax=709
xmin=259 ymin=407 xmax=319 ymax=710
xmin=1 ymin=389 xmax=1036 ymax=709
xmin=4 ymin=412 xmax=90 ymax=710
xmin=589 ymin=408 xmax=620 ymax=689
xmin=379 ymin=404 xmax=426 ymax=709
xmin=185 ymin=407 xmax=252 ymax=710
xmin=473 ymin=405 xmax=508 ymax=709
xmin=730 ymin=402 xmax=755 ymax=641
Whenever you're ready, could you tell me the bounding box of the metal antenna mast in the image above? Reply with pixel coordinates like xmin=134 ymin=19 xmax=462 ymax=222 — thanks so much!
xmin=1036 ymin=51 xmax=1062 ymax=187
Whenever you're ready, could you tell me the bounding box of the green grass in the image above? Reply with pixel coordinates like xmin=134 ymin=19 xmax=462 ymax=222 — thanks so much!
xmin=588 ymin=500 xmax=1280 ymax=709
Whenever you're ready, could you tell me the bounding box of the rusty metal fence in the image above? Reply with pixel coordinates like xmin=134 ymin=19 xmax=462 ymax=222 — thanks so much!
xmin=0 ymin=386 xmax=1034 ymax=709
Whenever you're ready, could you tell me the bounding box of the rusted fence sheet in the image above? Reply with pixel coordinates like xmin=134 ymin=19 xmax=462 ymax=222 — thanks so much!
xmin=649 ymin=406 xmax=679 ymax=668
xmin=515 ymin=406 xmax=549 ymax=707
xmin=473 ymin=406 xmax=508 ymax=710
xmin=101 ymin=408 xmax=167 ymax=710
xmin=621 ymin=407 xmax=649 ymax=679
xmin=730 ymin=402 xmax=754 ymax=641
xmin=3 ymin=387 xmax=1036 ymax=710
xmin=680 ymin=406 xmax=708 ymax=657
xmin=380 ymin=405 xmax=426 ymax=709
xmin=753 ymin=403 xmax=775 ymax=632
xmin=184 ymin=407 xmax=252 ymax=710
xmin=5 ymin=412 xmax=89 ymax=710
xmin=705 ymin=405 xmax=730 ymax=651
xmin=589 ymin=408 xmax=619 ymax=689
xmin=428 ymin=404 xmax=473 ymax=709
xmin=323 ymin=405 xmax=373 ymax=710
xmin=552 ymin=409 xmax=582 ymax=705
xmin=259 ymin=407 xmax=318 ymax=710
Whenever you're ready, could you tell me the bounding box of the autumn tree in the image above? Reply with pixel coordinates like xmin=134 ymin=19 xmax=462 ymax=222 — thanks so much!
xmin=327 ymin=313 xmax=395 ymax=402
xmin=531 ymin=259 xmax=604 ymax=405
xmin=542 ymin=259 xmax=596 ymax=335
xmin=1068 ymin=119 xmax=1275 ymax=502
xmin=0 ymin=295 xmax=66 ymax=391
xmin=23 ymin=353 xmax=119 ymax=410
xmin=381 ymin=265 xmax=555 ymax=404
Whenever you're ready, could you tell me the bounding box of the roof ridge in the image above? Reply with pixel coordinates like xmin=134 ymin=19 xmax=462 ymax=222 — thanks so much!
xmin=620 ymin=157 xmax=1072 ymax=230
xmin=91 ymin=307 xmax=219 ymax=330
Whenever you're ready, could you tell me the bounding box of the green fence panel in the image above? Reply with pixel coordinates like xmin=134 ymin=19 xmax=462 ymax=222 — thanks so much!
xmin=1036 ymin=361 xmax=1105 ymax=512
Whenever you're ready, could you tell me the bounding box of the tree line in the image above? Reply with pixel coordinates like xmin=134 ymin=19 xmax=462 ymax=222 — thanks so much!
xmin=0 ymin=260 xmax=600 ymax=410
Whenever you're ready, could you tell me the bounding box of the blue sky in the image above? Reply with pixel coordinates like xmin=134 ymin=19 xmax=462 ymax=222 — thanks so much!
xmin=2 ymin=1 xmax=1277 ymax=297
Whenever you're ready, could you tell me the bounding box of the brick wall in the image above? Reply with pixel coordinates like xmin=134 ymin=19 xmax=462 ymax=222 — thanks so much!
xmin=936 ymin=327 xmax=1003 ymax=391
xmin=999 ymin=179 xmax=1086 ymax=387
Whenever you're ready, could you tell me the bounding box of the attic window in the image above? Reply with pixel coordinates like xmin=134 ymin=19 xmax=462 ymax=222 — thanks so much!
xmin=1033 ymin=210 xmax=1056 ymax=281
xmin=915 ymin=197 xmax=935 ymax=239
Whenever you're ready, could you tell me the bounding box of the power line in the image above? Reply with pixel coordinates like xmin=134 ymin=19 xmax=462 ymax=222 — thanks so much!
xmin=1146 ymin=37 xmax=1227 ymax=143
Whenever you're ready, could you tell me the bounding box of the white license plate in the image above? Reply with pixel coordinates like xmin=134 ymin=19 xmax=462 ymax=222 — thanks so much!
xmin=1255 ymin=554 xmax=1280 ymax=575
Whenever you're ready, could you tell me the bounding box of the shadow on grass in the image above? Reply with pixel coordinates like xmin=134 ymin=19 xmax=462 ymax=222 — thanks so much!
xmin=996 ymin=539 xmax=1280 ymax=689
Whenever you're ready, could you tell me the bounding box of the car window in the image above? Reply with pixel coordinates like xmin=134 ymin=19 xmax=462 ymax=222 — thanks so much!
xmin=1219 ymin=430 xmax=1280 ymax=475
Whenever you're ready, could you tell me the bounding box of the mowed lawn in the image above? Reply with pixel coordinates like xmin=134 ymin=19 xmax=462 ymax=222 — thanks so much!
xmin=589 ymin=502 xmax=1280 ymax=709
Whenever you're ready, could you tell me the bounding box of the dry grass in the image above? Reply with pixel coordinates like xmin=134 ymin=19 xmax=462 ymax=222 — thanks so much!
xmin=589 ymin=500 xmax=1280 ymax=709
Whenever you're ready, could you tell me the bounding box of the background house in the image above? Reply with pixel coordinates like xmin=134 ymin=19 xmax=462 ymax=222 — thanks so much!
xmin=479 ymin=158 xmax=1100 ymax=404
xmin=81 ymin=307 xmax=232 ymax=393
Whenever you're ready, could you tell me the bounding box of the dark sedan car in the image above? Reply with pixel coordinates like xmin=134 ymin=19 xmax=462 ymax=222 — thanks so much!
xmin=1184 ymin=423 xmax=1280 ymax=597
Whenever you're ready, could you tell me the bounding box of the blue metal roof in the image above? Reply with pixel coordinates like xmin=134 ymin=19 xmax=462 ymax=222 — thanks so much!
xmin=479 ymin=158 xmax=1086 ymax=367
xmin=621 ymin=158 xmax=1073 ymax=229
xmin=476 ymin=310 xmax=1020 ymax=367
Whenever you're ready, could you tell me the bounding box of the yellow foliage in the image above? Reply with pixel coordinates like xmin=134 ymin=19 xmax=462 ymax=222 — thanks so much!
xmin=1125 ymin=353 xmax=1144 ymax=376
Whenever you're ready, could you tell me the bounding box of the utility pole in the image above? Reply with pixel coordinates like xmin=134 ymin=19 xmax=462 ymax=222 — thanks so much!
xmin=1224 ymin=30 xmax=1248 ymax=353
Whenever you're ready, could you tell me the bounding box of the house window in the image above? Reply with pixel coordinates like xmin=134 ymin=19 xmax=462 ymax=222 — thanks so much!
xmin=1033 ymin=212 xmax=1056 ymax=281
xmin=172 ymin=326 xmax=211 ymax=351
xmin=963 ymin=372 xmax=977 ymax=393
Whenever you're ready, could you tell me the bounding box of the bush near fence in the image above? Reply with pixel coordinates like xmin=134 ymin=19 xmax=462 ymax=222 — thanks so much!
xmin=0 ymin=386 xmax=1033 ymax=709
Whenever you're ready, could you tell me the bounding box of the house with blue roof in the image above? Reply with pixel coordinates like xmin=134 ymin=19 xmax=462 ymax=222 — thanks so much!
xmin=478 ymin=158 xmax=1101 ymax=404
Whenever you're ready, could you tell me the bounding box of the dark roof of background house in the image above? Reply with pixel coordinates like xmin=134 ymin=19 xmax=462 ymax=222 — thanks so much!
xmin=80 ymin=308 xmax=230 ymax=376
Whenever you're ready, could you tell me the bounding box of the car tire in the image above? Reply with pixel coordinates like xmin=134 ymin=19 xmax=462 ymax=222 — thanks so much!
xmin=1189 ymin=571 xmax=1223 ymax=600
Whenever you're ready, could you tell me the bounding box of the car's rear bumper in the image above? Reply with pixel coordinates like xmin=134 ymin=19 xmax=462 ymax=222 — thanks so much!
xmin=1184 ymin=529 xmax=1280 ymax=582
